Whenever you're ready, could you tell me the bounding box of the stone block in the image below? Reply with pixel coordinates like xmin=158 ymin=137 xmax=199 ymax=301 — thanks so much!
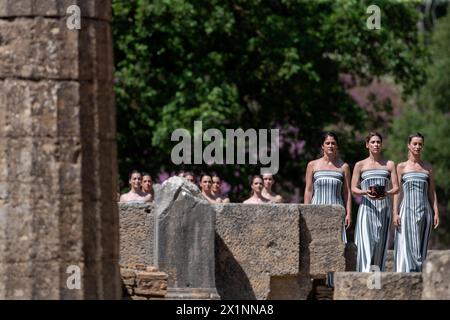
xmin=333 ymin=272 xmax=422 ymax=300
xmin=298 ymin=205 xmax=346 ymax=277
xmin=0 ymin=261 xmax=86 ymax=299
xmin=154 ymin=177 xmax=219 ymax=299
xmin=267 ymin=275 xmax=313 ymax=300
xmin=0 ymin=18 xmax=78 ymax=79
xmin=0 ymin=79 xmax=81 ymax=139
xmin=120 ymin=268 xmax=135 ymax=279
xmin=136 ymin=272 xmax=168 ymax=281
xmin=0 ymin=0 xmax=111 ymax=21
xmin=215 ymin=203 xmax=300 ymax=300
xmin=422 ymin=250 xmax=450 ymax=299
xmin=0 ymin=19 xmax=112 ymax=80
xmin=119 ymin=203 xmax=154 ymax=267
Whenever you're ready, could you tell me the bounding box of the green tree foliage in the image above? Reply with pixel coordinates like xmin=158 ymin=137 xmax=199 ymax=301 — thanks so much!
xmin=385 ymin=11 xmax=450 ymax=247
xmin=113 ymin=0 xmax=427 ymax=200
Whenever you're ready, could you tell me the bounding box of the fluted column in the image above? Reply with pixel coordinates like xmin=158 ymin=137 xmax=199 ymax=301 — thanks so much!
xmin=0 ymin=0 xmax=120 ymax=299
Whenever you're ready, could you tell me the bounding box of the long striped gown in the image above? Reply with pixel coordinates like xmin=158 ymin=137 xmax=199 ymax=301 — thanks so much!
xmin=355 ymin=169 xmax=391 ymax=272
xmin=394 ymin=172 xmax=433 ymax=272
xmin=311 ymin=170 xmax=347 ymax=243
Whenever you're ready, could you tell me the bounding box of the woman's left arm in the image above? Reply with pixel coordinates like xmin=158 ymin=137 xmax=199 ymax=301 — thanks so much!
xmin=343 ymin=163 xmax=352 ymax=228
xmin=428 ymin=167 xmax=439 ymax=229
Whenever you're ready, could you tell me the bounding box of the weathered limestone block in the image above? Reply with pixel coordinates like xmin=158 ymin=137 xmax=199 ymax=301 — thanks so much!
xmin=215 ymin=203 xmax=302 ymax=300
xmin=422 ymin=250 xmax=450 ymax=300
xmin=298 ymin=205 xmax=346 ymax=277
xmin=0 ymin=0 xmax=111 ymax=21
xmin=0 ymin=19 xmax=113 ymax=81
xmin=0 ymin=0 xmax=119 ymax=299
xmin=120 ymin=266 xmax=168 ymax=300
xmin=154 ymin=177 xmax=219 ymax=299
xmin=0 ymin=80 xmax=81 ymax=138
xmin=215 ymin=204 xmax=345 ymax=299
xmin=333 ymin=272 xmax=423 ymax=300
xmin=119 ymin=203 xmax=154 ymax=267
xmin=267 ymin=276 xmax=313 ymax=300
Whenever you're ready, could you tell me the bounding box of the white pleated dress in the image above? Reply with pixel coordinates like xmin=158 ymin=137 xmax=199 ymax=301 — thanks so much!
xmin=311 ymin=170 xmax=347 ymax=243
xmin=355 ymin=169 xmax=391 ymax=272
xmin=394 ymin=172 xmax=433 ymax=272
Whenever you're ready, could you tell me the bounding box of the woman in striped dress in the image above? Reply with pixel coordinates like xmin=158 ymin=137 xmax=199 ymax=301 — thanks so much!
xmin=352 ymin=132 xmax=399 ymax=272
xmin=304 ymin=132 xmax=352 ymax=242
xmin=393 ymin=133 xmax=439 ymax=272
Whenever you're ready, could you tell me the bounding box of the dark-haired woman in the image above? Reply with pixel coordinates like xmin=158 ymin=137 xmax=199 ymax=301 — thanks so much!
xmin=141 ymin=172 xmax=154 ymax=202
xmin=394 ymin=133 xmax=439 ymax=272
xmin=304 ymin=132 xmax=352 ymax=242
xmin=262 ymin=173 xmax=283 ymax=203
xmin=351 ymin=132 xmax=399 ymax=272
xmin=211 ymin=174 xmax=230 ymax=203
xmin=243 ymin=175 xmax=271 ymax=204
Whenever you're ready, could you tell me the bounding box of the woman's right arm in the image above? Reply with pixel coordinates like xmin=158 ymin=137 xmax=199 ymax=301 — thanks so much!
xmin=351 ymin=161 xmax=367 ymax=196
xmin=304 ymin=161 xmax=314 ymax=204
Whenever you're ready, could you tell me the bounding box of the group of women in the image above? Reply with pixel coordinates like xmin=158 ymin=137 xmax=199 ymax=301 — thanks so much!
xmin=304 ymin=131 xmax=439 ymax=273
xmin=119 ymin=131 xmax=439 ymax=273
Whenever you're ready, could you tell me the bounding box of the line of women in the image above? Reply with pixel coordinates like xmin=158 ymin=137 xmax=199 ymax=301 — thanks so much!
xmin=304 ymin=131 xmax=439 ymax=272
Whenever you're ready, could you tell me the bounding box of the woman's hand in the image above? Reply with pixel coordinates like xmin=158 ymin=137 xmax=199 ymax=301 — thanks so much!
xmin=393 ymin=213 xmax=401 ymax=229
xmin=434 ymin=214 xmax=439 ymax=229
xmin=345 ymin=214 xmax=351 ymax=229
xmin=365 ymin=190 xmax=378 ymax=199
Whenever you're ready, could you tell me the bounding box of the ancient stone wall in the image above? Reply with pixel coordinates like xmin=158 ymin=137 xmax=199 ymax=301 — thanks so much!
xmin=119 ymin=196 xmax=450 ymax=300
xmin=117 ymin=204 xmax=450 ymax=301
xmin=119 ymin=190 xmax=347 ymax=300
xmin=333 ymin=272 xmax=423 ymax=300
xmin=121 ymin=264 xmax=168 ymax=300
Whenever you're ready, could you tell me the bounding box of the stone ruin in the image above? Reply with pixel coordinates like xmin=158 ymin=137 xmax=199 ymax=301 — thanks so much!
xmin=1 ymin=0 xmax=449 ymax=300
xmin=119 ymin=176 xmax=450 ymax=300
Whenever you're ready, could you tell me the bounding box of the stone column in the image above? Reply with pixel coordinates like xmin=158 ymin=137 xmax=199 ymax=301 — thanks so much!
xmin=0 ymin=0 xmax=120 ymax=299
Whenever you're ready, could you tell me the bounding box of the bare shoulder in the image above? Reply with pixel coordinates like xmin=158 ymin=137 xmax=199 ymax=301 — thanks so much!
xmin=386 ymin=160 xmax=396 ymax=170
xmin=307 ymin=159 xmax=319 ymax=170
xmin=119 ymin=193 xmax=129 ymax=202
xmin=353 ymin=160 xmax=364 ymax=170
xmin=144 ymin=194 xmax=153 ymax=202
xmin=340 ymin=163 xmax=350 ymax=177
xmin=397 ymin=161 xmax=407 ymax=170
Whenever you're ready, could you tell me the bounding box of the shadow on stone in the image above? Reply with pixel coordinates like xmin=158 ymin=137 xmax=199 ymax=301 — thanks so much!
xmin=299 ymin=214 xmax=311 ymax=275
xmin=215 ymin=233 xmax=255 ymax=300
xmin=345 ymin=242 xmax=357 ymax=271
